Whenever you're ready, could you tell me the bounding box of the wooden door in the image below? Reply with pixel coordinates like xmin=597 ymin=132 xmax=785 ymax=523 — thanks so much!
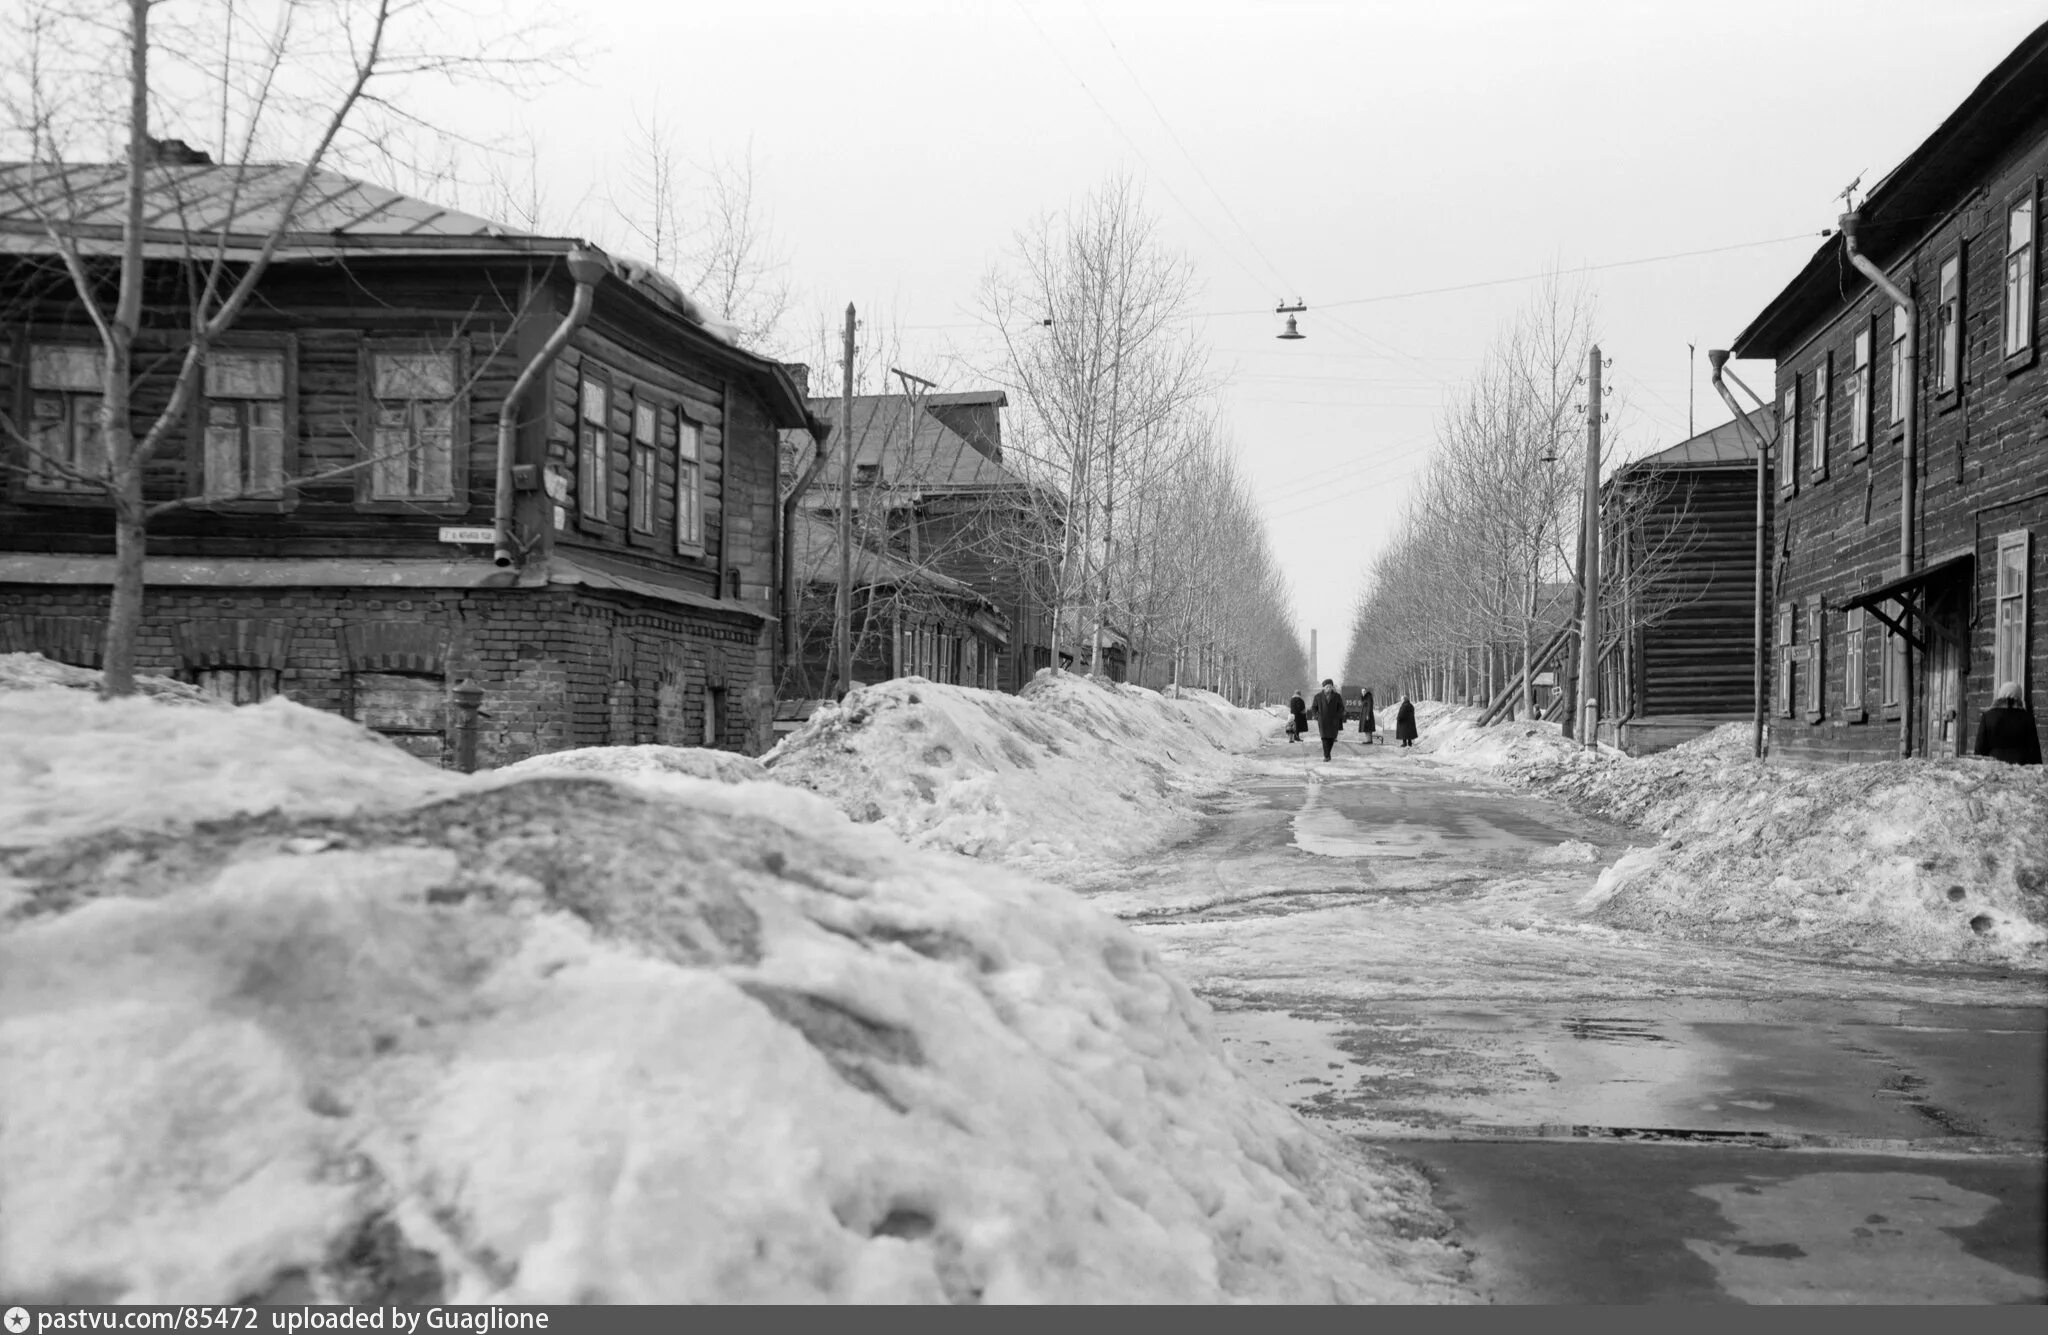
xmin=1923 ymin=583 xmax=1967 ymax=757
xmin=353 ymin=671 xmax=446 ymax=764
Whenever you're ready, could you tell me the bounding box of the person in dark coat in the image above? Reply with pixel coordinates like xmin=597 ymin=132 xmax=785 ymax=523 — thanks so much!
xmin=1395 ymin=693 xmax=1419 ymax=747
xmin=1287 ymin=690 xmax=1308 ymax=743
xmin=1358 ymin=689 xmax=1377 ymax=742
xmin=1310 ymin=678 xmax=1346 ymax=761
xmin=1975 ymin=682 xmax=2042 ymax=765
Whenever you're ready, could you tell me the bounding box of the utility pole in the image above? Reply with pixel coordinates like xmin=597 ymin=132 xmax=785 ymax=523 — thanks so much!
xmin=835 ymin=303 xmax=855 ymax=698
xmin=1577 ymin=345 xmax=1603 ymax=747
xmin=1309 ymin=628 xmax=1317 ymax=685
xmin=1687 ymin=341 xmax=1695 ymax=437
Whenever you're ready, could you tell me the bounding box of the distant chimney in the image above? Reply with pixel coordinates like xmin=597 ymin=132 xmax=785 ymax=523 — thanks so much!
xmin=143 ymin=136 xmax=214 ymax=167
xmin=783 ymin=362 xmax=811 ymax=400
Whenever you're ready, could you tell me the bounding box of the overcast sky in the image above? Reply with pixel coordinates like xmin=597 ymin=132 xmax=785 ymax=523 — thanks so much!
xmin=461 ymin=0 xmax=2042 ymax=677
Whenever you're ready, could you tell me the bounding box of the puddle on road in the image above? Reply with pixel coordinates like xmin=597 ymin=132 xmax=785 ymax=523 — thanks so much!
xmin=1289 ymin=777 xmax=1624 ymax=863
xmin=1687 ymin=1173 xmax=2047 ymax=1303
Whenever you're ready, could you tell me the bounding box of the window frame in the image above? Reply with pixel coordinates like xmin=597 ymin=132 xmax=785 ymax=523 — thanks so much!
xmin=356 ymin=339 xmax=467 ymax=514
xmin=628 ymin=395 xmax=659 ymax=541
xmin=2002 ymin=179 xmax=2038 ymax=370
xmin=1809 ymin=354 xmax=1830 ymax=481
xmin=1803 ymin=599 xmax=1825 ymax=722
xmin=1850 ymin=321 xmax=1874 ymax=459
xmin=190 ymin=333 xmax=298 ymax=511
xmin=1776 ymin=601 xmax=1795 ymax=718
xmin=1935 ymin=250 xmax=1963 ymax=401
xmin=576 ymin=370 xmax=614 ymax=531
xmin=1994 ymin=529 xmax=2032 ymax=704
xmin=17 ymin=333 xmax=111 ymax=503
xmin=1880 ymin=599 xmax=1904 ymax=716
xmin=1778 ymin=381 xmax=1799 ymax=498
xmin=1844 ymin=605 xmax=1867 ymax=720
xmin=675 ymin=412 xmax=704 ymax=555
xmin=1887 ymin=299 xmax=1910 ymax=433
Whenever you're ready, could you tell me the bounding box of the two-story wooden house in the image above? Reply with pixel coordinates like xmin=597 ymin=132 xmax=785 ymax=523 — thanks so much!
xmin=0 ymin=154 xmax=824 ymax=761
xmin=1729 ymin=22 xmax=2047 ymax=763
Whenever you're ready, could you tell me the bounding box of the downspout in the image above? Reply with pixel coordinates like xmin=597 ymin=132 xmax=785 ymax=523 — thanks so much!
xmin=1707 ymin=349 xmax=1777 ymax=761
xmin=494 ymin=249 xmax=607 ymax=568
xmin=1838 ymin=210 xmax=1916 ymax=758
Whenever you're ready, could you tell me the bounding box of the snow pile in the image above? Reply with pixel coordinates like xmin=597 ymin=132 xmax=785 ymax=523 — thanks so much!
xmin=763 ymin=674 xmax=1271 ymax=873
xmin=0 ymin=687 xmax=1464 ymax=1304
xmin=0 ymin=650 xmax=213 ymax=704
xmin=1446 ymin=719 xmax=2048 ymax=968
xmin=494 ymin=742 xmax=770 ymax=787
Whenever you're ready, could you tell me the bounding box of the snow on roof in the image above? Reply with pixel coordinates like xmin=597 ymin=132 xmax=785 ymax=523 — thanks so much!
xmin=0 ymin=680 xmax=1466 ymax=1303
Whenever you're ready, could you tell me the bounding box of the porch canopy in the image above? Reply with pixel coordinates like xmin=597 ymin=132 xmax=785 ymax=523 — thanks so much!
xmin=1839 ymin=552 xmax=1973 ymax=651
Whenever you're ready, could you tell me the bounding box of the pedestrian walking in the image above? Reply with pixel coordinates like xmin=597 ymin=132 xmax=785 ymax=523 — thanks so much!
xmin=1395 ymin=694 xmax=1419 ymax=748
xmin=1310 ymin=678 xmax=1346 ymax=761
xmin=1287 ymin=690 xmax=1308 ymax=744
xmin=1974 ymin=682 xmax=2042 ymax=765
xmin=1358 ymin=689 xmax=1377 ymax=743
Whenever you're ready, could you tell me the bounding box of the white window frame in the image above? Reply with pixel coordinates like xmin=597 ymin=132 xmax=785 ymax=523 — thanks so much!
xmin=1779 ymin=382 xmax=1799 ymax=497
xmin=1880 ymin=599 xmax=1903 ymax=710
xmin=25 ymin=343 xmax=106 ymax=493
xmin=2004 ymin=187 xmax=2036 ymax=361
xmin=1776 ymin=602 xmax=1795 ymax=718
xmin=1845 ymin=606 xmax=1866 ymax=715
xmin=1888 ymin=302 xmax=1909 ymax=429
xmin=1804 ymin=600 xmax=1825 ymax=719
xmin=578 ymin=376 xmax=611 ymax=524
xmin=201 ymin=347 xmax=289 ymax=501
xmin=629 ymin=398 xmax=657 ymax=536
xmin=365 ymin=345 xmax=459 ymax=504
xmin=675 ymin=416 xmax=704 ymax=552
xmin=1809 ymin=355 xmax=1830 ymax=480
xmin=1995 ymin=530 xmax=2031 ymax=702
xmin=1936 ymin=253 xmax=1962 ymax=396
xmin=1850 ymin=325 xmax=1873 ymax=456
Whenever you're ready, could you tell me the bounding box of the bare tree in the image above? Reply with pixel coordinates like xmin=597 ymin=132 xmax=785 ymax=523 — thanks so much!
xmin=0 ymin=0 xmax=569 ymax=696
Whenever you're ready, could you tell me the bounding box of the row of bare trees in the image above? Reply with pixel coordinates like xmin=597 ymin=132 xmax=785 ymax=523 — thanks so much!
xmin=1342 ymin=279 xmax=1701 ymax=725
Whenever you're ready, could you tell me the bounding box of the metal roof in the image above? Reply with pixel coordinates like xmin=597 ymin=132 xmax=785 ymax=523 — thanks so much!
xmin=1617 ymin=406 xmax=1771 ymax=473
xmin=808 ymin=393 xmax=1029 ymax=491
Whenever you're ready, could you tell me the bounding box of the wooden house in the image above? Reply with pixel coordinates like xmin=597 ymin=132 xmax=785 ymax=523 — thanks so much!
xmin=1597 ymin=408 xmax=1773 ymax=755
xmin=0 ymin=154 xmax=825 ymax=761
xmin=1729 ymin=22 xmax=2048 ymax=762
xmin=787 ymin=388 xmax=1057 ymax=693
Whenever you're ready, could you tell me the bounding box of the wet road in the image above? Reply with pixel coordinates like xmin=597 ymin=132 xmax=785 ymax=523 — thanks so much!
xmin=1070 ymin=731 xmax=2048 ymax=1303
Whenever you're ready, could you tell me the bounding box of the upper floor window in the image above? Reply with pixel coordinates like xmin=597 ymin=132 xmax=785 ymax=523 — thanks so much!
xmin=630 ymin=399 xmax=657 ymax=536
xmin=26 ymin=344 xmax=105 ymax=492
xmin=202 ymin=350 xmax=286 ymax=499
xmin=578 ymin=377 xmax=611 ymax=524
xmin=369 ymin=350 xmax=456 ymax=501
xmin=1778 ymin=381 xmax=1799 ymax=496
xmin=1888 ymin=302 xmax=1909 ymax=428
xmin=1935 ymin=253 xmax=1962 ymax=395
xmin=1808 ymin=355 xmax=1830 ymax=480
xmin=676 ymin=417 xmax=703 ymax=551
xmin=2004 ymin=189 xmax=2036 ymax=360
xmin=1850 ymin=325 xmax=1873 ymax=455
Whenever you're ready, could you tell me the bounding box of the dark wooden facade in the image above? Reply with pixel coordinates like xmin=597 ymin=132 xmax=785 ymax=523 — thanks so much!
xmin=0 ymin=163 xmax=819 ymax=760
xmin=1599 ymin=411 xmax=1771 ymax=755
xmin=1731 ymin=24 xmax=2048 ymax=764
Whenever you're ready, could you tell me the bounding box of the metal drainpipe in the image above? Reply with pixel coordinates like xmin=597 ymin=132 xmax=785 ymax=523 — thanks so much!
xmin=1838 ymin=211 xmax=1917 ymax=758
xmin=494 ymin=250 xmax=607 ymax=569
xmin=1708 ymin=350 xmax=1777 ymax=761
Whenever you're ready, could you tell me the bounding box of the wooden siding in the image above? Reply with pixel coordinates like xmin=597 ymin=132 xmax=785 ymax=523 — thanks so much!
xmin=1613 ymin=467 xmax=1762 ymax=719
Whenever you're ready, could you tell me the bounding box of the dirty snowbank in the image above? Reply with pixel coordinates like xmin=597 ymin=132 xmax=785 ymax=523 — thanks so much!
xmin=1428 ymin=713 xmax=2048 ymax=969
xmin=494 ymin=742 xmax=770 ymax=787
xmin=0 ymin=686 xmax=1464 ymax=1305
xmin=0 ymin=650 xmax=213 ymax=703
xmin=763 ymin=673 xmax=1273 ymax=874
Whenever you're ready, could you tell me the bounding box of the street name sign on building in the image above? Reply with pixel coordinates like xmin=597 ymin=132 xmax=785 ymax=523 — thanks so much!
xmin=438 ymin=527 xmax=497 ymax=545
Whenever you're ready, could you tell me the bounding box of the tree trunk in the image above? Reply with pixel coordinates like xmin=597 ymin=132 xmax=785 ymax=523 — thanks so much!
xmin=102 ymin=476 xmax=148 ymax=698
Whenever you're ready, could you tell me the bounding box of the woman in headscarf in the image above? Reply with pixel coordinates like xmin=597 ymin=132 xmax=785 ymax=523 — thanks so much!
xmin=1974 ymin=681 xmax=2042 ymax=764
xmin=1358 ymin=688 xmax=1376 ymax=743
xmin=1287 ymin=689 xmax=1308 ymax=743
xmin=1395 ymin=693 xmax=1418 ymax=748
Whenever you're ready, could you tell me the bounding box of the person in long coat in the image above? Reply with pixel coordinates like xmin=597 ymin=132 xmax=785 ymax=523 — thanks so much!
xmin=1358 ymin=689 xmax=1377 ymax=742
xmin=1975 ymin=682 xmax=2042 ymax=765
xmin=1310 ymin=678 xmax=1346 ymax=761
xmin=1287 ymin=690 xmax=1308 ymax=743
xmin=1395 ymin=693 xmax=1419 ymax=747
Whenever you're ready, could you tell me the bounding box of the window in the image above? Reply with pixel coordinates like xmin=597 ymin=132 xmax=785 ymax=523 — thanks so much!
xmin=202 ymin=350 xmax=286 ymax=499
xmin=2004 ymin=189 xmax=2036 ymax=360
xmin=369 ymin=350 xmax=456 ymax=501
xmin=578 ymin=377 xmax=610 ymax=523
xmin=26 ymin=344 xmax=105 ymax=492
xmin=1845 ymin=606 xmax=1866 ymax=715
xmin=1996 ymin=530 xmax=2032 ymax=700
xmin=1880 ymin=600 xmax=1903 ymax=709
xmin=1779 ymin=382 xmax=1799 ymax=496
xmin=1804 ymin=600 xmax=1825 ymax=718
xmin=1936 ymin=253 xmax=1962 ymax=395
xmin=1776 ymin=602 xmax=1795 ymax=718
xmin=1850 ymin=325 xmax=1873 ymax=455
xmin=1888 ymin=302 xmax=1909 ymax=428
xmin=630 ymin=399 xmax=657 ymax=535
xmin=675 ymin=417 xmax=703 ymax=551
xmin=1809 ymin=355 xmax=1830 ymax=479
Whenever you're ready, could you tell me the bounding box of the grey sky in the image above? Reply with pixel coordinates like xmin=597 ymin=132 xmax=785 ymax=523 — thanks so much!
xmin=466 ymin=0 xmax=2043 ymax=675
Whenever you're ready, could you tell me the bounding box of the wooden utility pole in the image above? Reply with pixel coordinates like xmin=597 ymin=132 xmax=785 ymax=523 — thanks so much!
xmin=835 ymin=303 xmax=855 ymax=698
xmin=1577 ymin=345 xmax=1603 ymax=747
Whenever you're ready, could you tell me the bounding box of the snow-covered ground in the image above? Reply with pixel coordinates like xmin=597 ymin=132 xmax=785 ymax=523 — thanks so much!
xmin=1420 ymin=705 xmax=2048 ymax=970
xmin=764 ymin=673 xmax=1272 ymax=876
xmin=0 ymin=660 xmax=1463 ymax=1305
